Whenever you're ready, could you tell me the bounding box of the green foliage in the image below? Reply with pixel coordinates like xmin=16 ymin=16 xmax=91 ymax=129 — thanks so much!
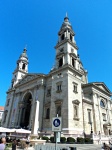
xmin=60 ymin=137 xmax=66 ymax=143
xmin=84 ymin=138 xmax=93 ymax=144
xmin=5 ymin=143 xmax=12 ymax=150
xmin=42 ymin=136 xmax=49 ymax=142
xmin=67 ymin=137 xmax=75 ymax=143
xmin=77 ymin=137 xmax=84 ymax=143
xmin=50 ymin=136 xmax=54 ymax=143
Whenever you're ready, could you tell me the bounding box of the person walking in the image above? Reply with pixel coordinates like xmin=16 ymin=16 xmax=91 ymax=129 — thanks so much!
xmin=0 ymin=137 xmax=6 ymax=150
xmin=102 ymin=143 xmax=110 ymax=150
xmin=12 ymin=139 xmax=17 ymax=150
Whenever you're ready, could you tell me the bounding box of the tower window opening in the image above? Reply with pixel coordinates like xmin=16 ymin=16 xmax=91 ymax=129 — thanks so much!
xmin=59 ymin=57 xmax=63 ymax=68
xmin=72 ymin=58 xmax=75 ymax=67
xmin=73 ymin=82 xmax=78 ymax=93
xmin=12 ymin=82 xmax=14 ymax=88
xmin=61 ymin=34 xmax=64 ymax=41
xmin=70 ymin=34 xmax=72 ymax=41
xmin=56 ymin=81 xmax=62 ymax=93
xmin=22 ymin=63 xmax=26 ymax=70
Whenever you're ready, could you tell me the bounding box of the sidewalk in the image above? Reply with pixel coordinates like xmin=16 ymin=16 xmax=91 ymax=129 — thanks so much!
xmin=6 ymin=144 xmax=102 ymax=150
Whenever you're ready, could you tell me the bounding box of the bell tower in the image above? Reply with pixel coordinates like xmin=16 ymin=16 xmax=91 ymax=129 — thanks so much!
xmin=54 ymin=15 xmax=78 ymax=69
xmin=54 ymin=15 xmax=88 ymax=83
xmin=11 ymin=48 xmax=28 ymax=88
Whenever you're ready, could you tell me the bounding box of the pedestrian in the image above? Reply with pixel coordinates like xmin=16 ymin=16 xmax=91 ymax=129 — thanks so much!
xmin=12 ymin=139 xmax=17 ymax=150
xmin=109 ymin=140 xmax=112 ymax=150
xmin=25 ymin=136 xmax=30 ymax=150
xmin=102 ymin=142 xmax=110 ymax=150
xmin=0 ymin=137 xmax=6 ymax=150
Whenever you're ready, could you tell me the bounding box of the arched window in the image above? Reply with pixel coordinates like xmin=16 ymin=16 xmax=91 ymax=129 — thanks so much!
xmin=72 ymin=58 xmax=75 ymax=67
xmin=100 ymin=100 xmax=105 ymax=108
xmin=61 ymin=34 xmax=64 ymax=41
xmin=3 ymin=110 xmax=8 ymax=122
xmin=59 ymin=58 xmax=63 ymax=67
xmin=70 ymin=34 xmax=72 ymax=41
xmin=46 ymin=108 xmax=50 ymax=119
xmin=22 ymin=63 xmax=26 ymax=70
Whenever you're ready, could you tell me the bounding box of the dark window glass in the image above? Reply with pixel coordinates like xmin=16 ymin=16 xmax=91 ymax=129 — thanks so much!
xmin=59 ymin=58 xmax=63 ymax=67
xmin=61 ymin=34 xmax=64 ymax=40
xmin=70 ymin=34 xmax=72 ymax=41
xmin=100 ymin=100 xmax=105 ymax=107
xmin=72 ymin=58 xmax=75 ymax=67
xmin=46 ymin=108 xmax=50 ymax=119
xmin=56 ymin=106 xmax=61 ymax=116
xmin=22 ymin=63 xmax=26 ymax=70
xmin=88 ymin=111 xmax=91 ymax=123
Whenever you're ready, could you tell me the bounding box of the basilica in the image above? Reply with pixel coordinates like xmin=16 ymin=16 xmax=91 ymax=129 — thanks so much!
xmin=2 ymin=16 xmax=112 ymax=137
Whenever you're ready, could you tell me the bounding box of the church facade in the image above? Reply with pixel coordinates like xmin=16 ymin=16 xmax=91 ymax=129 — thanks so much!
xmin=2 ymin=16 xmax=112 ymax=136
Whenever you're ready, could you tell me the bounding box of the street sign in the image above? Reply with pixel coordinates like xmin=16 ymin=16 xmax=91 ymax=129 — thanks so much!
xmin=52 ymin=117 xmax=62 ymax=132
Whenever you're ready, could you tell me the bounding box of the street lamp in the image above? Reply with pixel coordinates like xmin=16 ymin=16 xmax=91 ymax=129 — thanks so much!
xmin=90 ymin=122 xmax=93 ymax=134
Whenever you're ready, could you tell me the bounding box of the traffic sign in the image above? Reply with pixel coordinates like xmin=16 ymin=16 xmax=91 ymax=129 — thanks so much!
xmin=52 ymin=117 xmax=62 ymax=132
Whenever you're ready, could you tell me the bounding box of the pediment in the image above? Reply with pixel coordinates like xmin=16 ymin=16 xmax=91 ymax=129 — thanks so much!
xmin=93 ymin=82 xmax=111 ymax=94
xmin=16 ymin=73 xmax=45 ymax=86
xmin=72 ymin=99 xmax=80 ymax=104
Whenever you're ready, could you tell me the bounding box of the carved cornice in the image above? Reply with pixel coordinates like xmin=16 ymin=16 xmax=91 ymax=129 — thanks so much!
xmin=45 ymin=102 xmax=51 ymax=107
xmin=83 ymin=99 xmax=93 ymax=105
xmin=54 ymin=99 xmax=63 ymax=105
xmin=72 ymin=99 xmax=80 ymax=105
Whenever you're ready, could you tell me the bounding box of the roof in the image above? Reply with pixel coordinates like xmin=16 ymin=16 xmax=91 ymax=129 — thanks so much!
xmin=0 ymin=106 xmax=4 ymax=111
xmin=82 ymin=82 xmax=111 ymax=96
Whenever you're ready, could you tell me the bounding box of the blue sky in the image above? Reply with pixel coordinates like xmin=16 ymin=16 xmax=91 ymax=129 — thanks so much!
xmin=0 ymin=0 xmax=112 ymax=106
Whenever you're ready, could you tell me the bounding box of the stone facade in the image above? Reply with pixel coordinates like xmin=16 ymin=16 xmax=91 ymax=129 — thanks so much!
xmin=2 ymin=16 xmax=112 ymax=137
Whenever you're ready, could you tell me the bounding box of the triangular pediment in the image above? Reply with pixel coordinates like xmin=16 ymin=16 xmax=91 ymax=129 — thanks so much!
xmin=16 ymin=73 xmax=45 ymax=86
xmin=93 ymin=82 xmax=111 ymax=94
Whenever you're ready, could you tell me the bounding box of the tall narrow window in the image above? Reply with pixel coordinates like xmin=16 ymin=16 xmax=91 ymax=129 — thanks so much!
xmin=100 ymin=100 xmax=105 ymax=108
xmin=47 ymin=88 xmax=51 ymax=97
xmin=72 ymin=58 xmax=75 ymax=67
xmin=88 ymin=110 xmax=91 ymax=123
xmin=3 ymin=110 xmax=8 ymax=123
xmin=61 ymin=34 xmax=64 ymax=40
xmin=59 ymin=57 xmax=63 ymax=67
xmin=70 ymin=34 xmax=72 ymax=41
xmin=56 ymin=106 xmax=61 ymax=117
xmin=56 ymin=81 xmax=62 ymax=93
xmin=7 ymin=99 xmax=10 ymax=106
xmin=46 ymin=108 xmax=50 ymax=119
xmin=22 ymin=63 xmax=26 ymax=70
xmin=73 ymin=82 xmax=78 ymax=93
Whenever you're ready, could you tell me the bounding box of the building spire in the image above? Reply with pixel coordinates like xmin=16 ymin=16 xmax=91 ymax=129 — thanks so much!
xmin=66 ymin=12 xmax=68 ymax=17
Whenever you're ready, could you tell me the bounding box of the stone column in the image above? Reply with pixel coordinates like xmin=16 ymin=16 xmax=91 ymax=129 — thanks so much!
xmin=92 ymin=93 xmax=97 ymax=134
xmin=106 ymin=100 xmax=110 ymax=123
xmin=97 ymin=95 xmax=103 ymax=133
xmin=31 ymin=100 xmax=39 ymax=135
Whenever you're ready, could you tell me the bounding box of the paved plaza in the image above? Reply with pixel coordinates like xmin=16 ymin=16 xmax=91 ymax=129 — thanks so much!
xmin=8 ymin=144 xmax=102 ymax=150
